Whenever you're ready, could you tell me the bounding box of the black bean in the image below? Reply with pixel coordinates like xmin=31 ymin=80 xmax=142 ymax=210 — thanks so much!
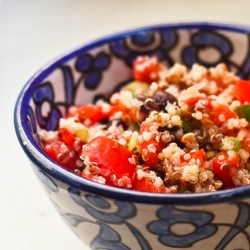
xmin=135 ymin=93 xmax=147 ymax=102
xmin=103 ymin=119 xmax=128 ymax=130
xmin=139 ymin=105 xmax=150 ymax=115
xmin=153 ymin=90 xmax=178 ymax=109
xmin=191 ymin=120 xmax=202 ymax=129
xmin=144 ymin=98 xmax=160 ymax=111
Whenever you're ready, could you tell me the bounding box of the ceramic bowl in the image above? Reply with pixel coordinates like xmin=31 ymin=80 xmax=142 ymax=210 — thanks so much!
xmin=14 ymin=22 xmax=250 ymax=250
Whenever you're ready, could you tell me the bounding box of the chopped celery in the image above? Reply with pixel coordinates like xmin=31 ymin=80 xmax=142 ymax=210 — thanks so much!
xmin=122 ymin=81 xmax=149 ymax=93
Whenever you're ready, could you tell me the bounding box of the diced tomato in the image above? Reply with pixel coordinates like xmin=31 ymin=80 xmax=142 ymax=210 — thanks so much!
xmin=132 ymin=174 xmax=167 ymax=193
xmin=183 ymin=97 xmax=202 ymax=106
xmin=41 ymin=139 xmax=79 ymax=170
xmin=59 ymin=128 xmax=84 ymax=153
xmin=133 ymin=55 xmax=162 ymax=84
xmin=212 ymin=152 xmax=240 ymax=188
xmin=181 ymin=149 xmax=207 ymax=166
xmin=112 ymin=100 xmax=146 ymax=124
xmin=234 ymin=79 xmax=250 ymax=104
xmin=210 ymin=104 xmax=237 ymax=125
xmin=206 ymin=64 xmax=236 ymax=91
xmin=81 ymin=136 xmax=136 ymax=187
xmin=206 ymin=99 xmax=237 ymax=125
xmin=59 ymin=128 xmax=76 ymax=148
xmin=67 ymin=104 xmax=118 ymax=125
xmin=182 ymin=97 xmax=237 ymax=126
xmin=238 ymin=127 xmax=250 ymax=153
xmin=139 ymin=121 xmax=167 ymax=168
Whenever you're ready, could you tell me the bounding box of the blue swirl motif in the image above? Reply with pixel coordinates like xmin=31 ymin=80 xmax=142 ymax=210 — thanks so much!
xmin=181 ymin=30 xmax=250 ymax=80
xmin=25 ymin=105 xmax=39 ymax=143
xmin=63 ymin=214 xmax=130 ymax=250
xmin=109 ymin=28 xmax=250 ymax=81
xmin=110 ymin=29 xmax=178 ymax=67
xmin=32 ymin=171 xmax=250 ymax=249
xmin=32 ymin=81 xmax=63 ymax=131
xmin=148 ymin=202 xmax=250 ymax=249
xmin=239 ymin=34 xmax=250 ymax=79
xmin=65 ymin=187 xmax=152 ymax=250
xmin=32 ymin=52 xmax=111 ymax=130
xmin=182 ymin=31 xmax=234 ymax=69
xmin=147 ymin=205 xmax=217 ymax=248
xmin=214 ymin=202 xmax=250 ymax=250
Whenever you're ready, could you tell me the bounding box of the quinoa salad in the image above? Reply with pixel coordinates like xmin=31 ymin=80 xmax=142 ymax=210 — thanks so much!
xmin=39 ymin=55 xmax=250 ymax=193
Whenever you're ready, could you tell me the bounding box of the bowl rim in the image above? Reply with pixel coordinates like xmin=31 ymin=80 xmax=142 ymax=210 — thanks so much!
xmin=14 ymin=21 xmax=250 ymax=205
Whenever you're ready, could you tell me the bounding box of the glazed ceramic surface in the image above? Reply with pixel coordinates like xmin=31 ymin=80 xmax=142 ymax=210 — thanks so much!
xmin=15 ymin=23 xmax=250 ymax=250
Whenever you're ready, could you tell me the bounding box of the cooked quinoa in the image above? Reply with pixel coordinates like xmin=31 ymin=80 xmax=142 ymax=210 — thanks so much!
xmin=40 ymin=55 xmax=250 ymax=193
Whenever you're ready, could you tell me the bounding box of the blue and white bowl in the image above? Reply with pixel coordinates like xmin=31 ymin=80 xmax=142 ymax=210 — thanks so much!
xmin=14 ymin=22 xmax=250 ymax=249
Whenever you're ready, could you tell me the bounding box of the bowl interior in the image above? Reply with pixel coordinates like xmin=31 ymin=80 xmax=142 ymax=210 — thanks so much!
xmin=15 ymin=22 xmax=250 ymax=204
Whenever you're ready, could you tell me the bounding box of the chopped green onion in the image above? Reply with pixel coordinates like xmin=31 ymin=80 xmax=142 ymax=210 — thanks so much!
xmin=235 ymin=105 xmax=250 ymax=122
xmin=76 ymin=128 xmax=89 ymax=142
xmin=134 ymin=122 xmax=141 ymax=131
xmin=221 ymin=136 xmax=241 ymax=152
xmin=181 ymin=119 xmax=192 ymax=133
xmin=128 ymin=122 xmax=141 ymax=132
xmin=220 ymin=163 xmax=230 ymax=171
xmin=178 ymin=186 xmax=189 ymax=193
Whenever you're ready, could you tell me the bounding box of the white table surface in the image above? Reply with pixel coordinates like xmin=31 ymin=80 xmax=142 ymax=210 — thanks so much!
xmin=1 ymin=0 xmax=250 ymax=249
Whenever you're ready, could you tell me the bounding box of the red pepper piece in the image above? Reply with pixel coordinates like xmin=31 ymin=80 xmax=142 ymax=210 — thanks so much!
xmin=132 ymin=174 xmax=167 ymax=193
xmin=42 ymin=139 xmax=78 ymax=170
xmin=67 ymin=104 xmax=118 ymax=125
xmin=139 ymin=121 xmax=167 ymax=168
xmin=59 ymin=128 xmax=76 ymax=148
xmin=235 ymin=79 xmax=250 ymax=104
xmin=212 ymin=152 xmax=239 ymax=188
xmin=181 ymin=149 xmax=207 ymax=166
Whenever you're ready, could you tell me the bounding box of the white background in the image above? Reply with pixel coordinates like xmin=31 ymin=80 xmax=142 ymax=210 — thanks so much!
xmin=1 ymin=0 xmax=250 ymax=249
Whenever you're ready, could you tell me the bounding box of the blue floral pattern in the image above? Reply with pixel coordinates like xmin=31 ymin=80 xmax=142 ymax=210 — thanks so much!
xmin=31 ymin=27 xmax=250 ymax=131
xmin=110 ymin=29 xmax=178 ymax=66
xmin=214 ymin=202 xmax=250 ymax=250
xmin=182 ymin=31 xmax=233 ymax=68
xmin=32 ymin=52 xmax=111 ymax=130
xmin=66 ymin=187 xmax=152 ymax=250
xmin=32 ymin=82 xmax=63 ymax=131
xmin=33 ymin=168 xmax=250 ymax=249
xmin=147 ymin=206 xmax=217 ymax=248
xmin=25 ymin=106 xmax=39 ymax=143
xmin=75 ymin=52 xmax=111 ymax=89
xmin=69 ymin=187 xmax=136 ymax=223
xmin=63 ymin=214 xmax=131 ymax=250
